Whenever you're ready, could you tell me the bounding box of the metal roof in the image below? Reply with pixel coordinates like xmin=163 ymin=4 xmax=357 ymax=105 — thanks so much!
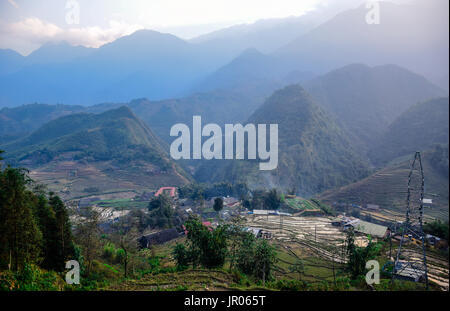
xmin=352 ymin=220 xmax=388 ymax=238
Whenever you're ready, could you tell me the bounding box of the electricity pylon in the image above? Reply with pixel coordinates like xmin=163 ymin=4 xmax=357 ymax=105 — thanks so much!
xmin=392 ymin=152 xmax=428 ymax=289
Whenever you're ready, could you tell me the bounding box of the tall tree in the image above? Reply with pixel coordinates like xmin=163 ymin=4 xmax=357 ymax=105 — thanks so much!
xmin=0 ymin=167 xmax=42 ymax=270
xmin=213 ymin=197 xmax=224 ymax=212
xmin=74 ymin=207 xmax=102 ymax=275
xmin=33 ymin=195 xmax=59 ymax=270
xmin=264 ymin=189 xmax=281 ymax=210
xmin=49 ymin=193 xmax=75 ymax=271
xmin=253 ymin=239 xmax=277 ymax=285
xmin=112 ymin=208 xmax=139 ymax=278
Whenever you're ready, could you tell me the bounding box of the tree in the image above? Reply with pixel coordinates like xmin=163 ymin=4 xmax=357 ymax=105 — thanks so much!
xmin=424 ymin=220 xmax=449 ymax=240
xmin=49 ymin=193 xmax=75 ymax=271
xmin=265 ymin=189 xmax=281 ymax=210
xmin=0 ymin=167 xmax=42 ymax=270
xmin=33 ymin=195 xmax=59 ymax=270
xmin=227 ymin=215 xmax=247 ymax=271
xmin=213 ymin=197 xmax=224 ymax=212
xmin=74 ymin=207 xmax=102 ymax=276
xmin=346 ymin=229 xmax=382 ymax=279
xmin=147 ymin=194 xmax=175 ymax=228
xmin=172 ymin=243 xmax=189 ymax=269
xmin=236 ymin=233 xmax=257 ymax=275
xmin=112 ymin=210 xmax=139 ymax=278
xmin=184 ymin=216 xmax=228 ymax=269
xmin=253 ymin=239 xmax=277 ymax=285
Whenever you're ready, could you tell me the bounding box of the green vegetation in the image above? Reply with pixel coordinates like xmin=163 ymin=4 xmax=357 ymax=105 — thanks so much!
xmin=371 ymin=97 xmax=449 ymax=165
xmin=0 ymin=160 xmax=80 ymax=290
xmin=424 ymin=220 xmax=449 ymax=240
xmin=178 ymin=182 xmax=249 ymax=201
xmin=147 ymin=194 xmax=185 ymax=229
xmin=172 ymin=216 xmax=278 ymax=284
xmin=197 ymin=85 xmax=370 ymax=196
xmin=320 ymin=146 xmax=449 ymax=221
xmin=213 ymin=197 xmax=224 ymax=212
xmin=178 ymin=216 xmax=229 ymax=269
xmin=305 ymin=64 xmax=445 ymax=152
xmin=346 ymin=229 xmax=383 ymax=279
xmin=0 ymin=107 xmax=191 ymax=199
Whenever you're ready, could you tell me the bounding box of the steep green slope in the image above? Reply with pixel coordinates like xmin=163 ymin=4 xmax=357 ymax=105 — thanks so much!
xmin=319 ymin=145 xmax=449 ymax=221
xmin=1 ymin=107 xmax=191 ymax=197
xmin=195 ymin=85 xmax=370 ymax=196
xmin=304 ymin=64 xmax=446 ymax=150
xmin=370 ymin=97 xmax=449 ymax=165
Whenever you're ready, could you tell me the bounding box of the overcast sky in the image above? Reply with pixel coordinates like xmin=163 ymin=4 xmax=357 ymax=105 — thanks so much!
xmin=0 ymin=0 xmax=410 ymax=55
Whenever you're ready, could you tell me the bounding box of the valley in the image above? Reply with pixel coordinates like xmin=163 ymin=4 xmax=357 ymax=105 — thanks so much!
xmin=0 ymin=0 xmax=448 ymax=294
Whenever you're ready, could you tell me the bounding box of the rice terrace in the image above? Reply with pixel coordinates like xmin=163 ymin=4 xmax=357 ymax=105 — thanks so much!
xmin=0 ymin=0 xmax=448 ymax=302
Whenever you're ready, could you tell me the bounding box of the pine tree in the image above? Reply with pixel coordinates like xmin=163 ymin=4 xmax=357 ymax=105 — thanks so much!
xmin=49 ymin=193 xmax=75 ymax=271
xmin=33 ymin=195 xmax=59 ymax=270
xmin=0 ymin=167 xmax=42 ymax=270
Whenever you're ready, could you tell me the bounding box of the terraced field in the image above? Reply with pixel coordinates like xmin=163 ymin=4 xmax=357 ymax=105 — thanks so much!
xmin=107 ymin=269 xmax=257 ymax=291
xmin=319 ymin=156 xmax=449 ymax=221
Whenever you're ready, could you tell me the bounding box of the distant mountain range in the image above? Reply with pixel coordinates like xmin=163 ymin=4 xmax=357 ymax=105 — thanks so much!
xmin=0 ymin=0 xmax=447 ymax=210
xmin=0 ymin=0 xmax=447 ymax=108
xmin=275 ymin=0 xmax=449 ymax=90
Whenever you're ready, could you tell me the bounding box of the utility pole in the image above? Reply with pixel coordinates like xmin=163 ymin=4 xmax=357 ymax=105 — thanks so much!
xmin=315 ymin=225 xmax=317 ymax=243
xmin=392 ymin=152 xmax=428 ymax=290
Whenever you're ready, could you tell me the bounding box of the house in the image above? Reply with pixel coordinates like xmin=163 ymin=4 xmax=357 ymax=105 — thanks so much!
xmin=245 ymin=227 xmax=273 ymax=239
xmin=394 ymin=261 xmax=426 ymax=282
xmin=246 ymin=227 xmax=262 ymax=237
xmin=366 ymin=204 xmax=380 ymax=211
xmin=352 ymin=220 xmax=389 ymax=238
xmin=155 ymin=187 xmax=176 ymax=197
xmin=341 ymin=217 xmax=389 ymax=239
xmin=253 ymin=210 xmax=271 ymax=215
xmin=223 ymin=196 xmax=240 ymax=207
xmin=138 ymin=228 xmax=181 ymax=248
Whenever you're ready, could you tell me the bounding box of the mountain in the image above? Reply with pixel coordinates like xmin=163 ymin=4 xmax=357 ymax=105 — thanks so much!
xmin=195 ymin=85 xmax=370 ymax=196
xmin=191 ymin=16 xmax=318 ymax=57
xmin=319 ymin=145 xmax=449 ymax=221
xmin=193 ymin=48 xmax=314 ymax=93
xmin=275 ymin=0 xmax=449 ymax=90
xmin=0 ymin=49 xmax=25 ymax=75
xmin=25 ymin=41 xmax=95 ymax=65
xmin=191 ymin=0 xmax=365 ymax=54
xmin=0 ymin=30 xmax=227 ymax=107
xmin=370 ymin=97 xmax=449 ymax=165
xmin=0 ymin=103 xmax=85 ymax=144
xmin=0 ymin=107 xmax=190 ymax=198
xmin=0 ymin=83 xmax=279 ymax=149
xmin=303 ymin=64 xmax=446 ymax=151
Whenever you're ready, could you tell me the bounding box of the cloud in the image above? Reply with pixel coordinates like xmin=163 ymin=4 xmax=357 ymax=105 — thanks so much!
xmin=7 ymin=0 xmax=19 ymax=9
xmin=1 ymin=17 xmax=144 ymax=49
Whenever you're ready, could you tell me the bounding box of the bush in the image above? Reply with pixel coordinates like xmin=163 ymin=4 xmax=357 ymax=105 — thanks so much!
xmin=102 ymin=243 xmax=116 ymax=261
xmin=0 ymin=263 xmax=62 ymax=291
xmin=115 ymin=248 xmax=126 ymax=264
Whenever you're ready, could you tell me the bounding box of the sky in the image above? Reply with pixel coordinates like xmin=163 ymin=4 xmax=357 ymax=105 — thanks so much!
xmin=0 ymin=0 xmax=408 ymax=55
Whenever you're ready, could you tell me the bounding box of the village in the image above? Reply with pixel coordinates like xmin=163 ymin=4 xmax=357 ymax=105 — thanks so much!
xmin=70 ymin=185 xmax=449 ymax=291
